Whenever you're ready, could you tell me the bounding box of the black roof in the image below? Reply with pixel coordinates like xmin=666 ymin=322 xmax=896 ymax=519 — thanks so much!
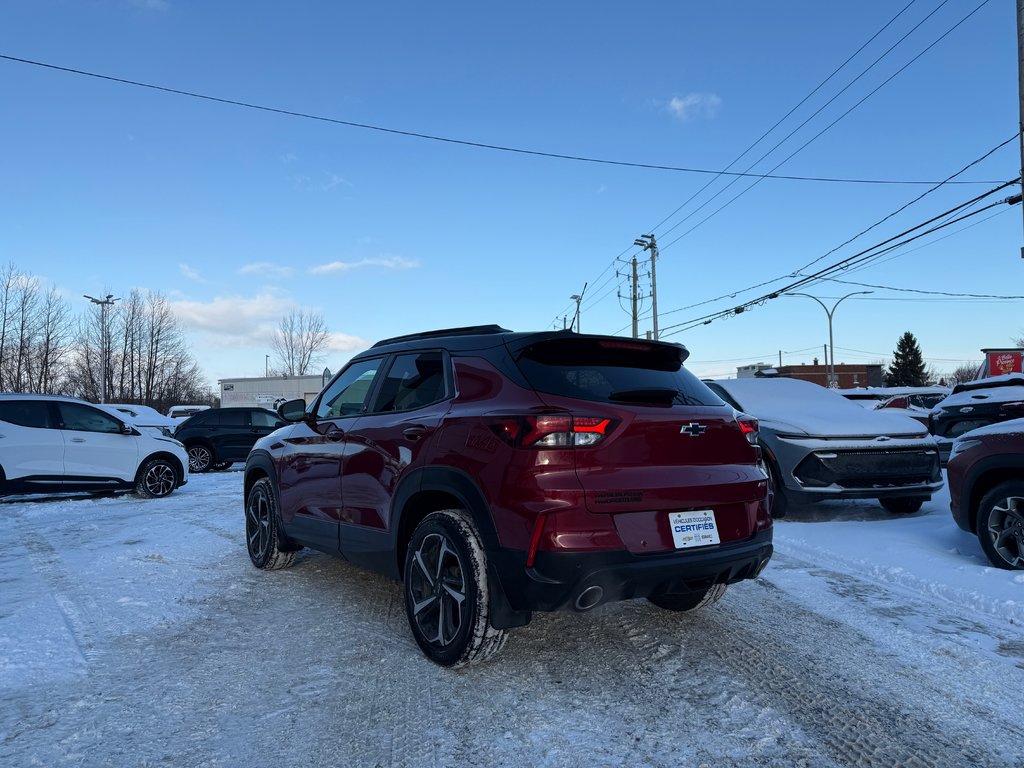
xmin=361 ymin=326 xmax=690 ymax=361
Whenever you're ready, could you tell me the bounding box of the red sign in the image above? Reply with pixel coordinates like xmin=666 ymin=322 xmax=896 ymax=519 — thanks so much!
xmin=988 ymin=351 xmax=1023 ymax=376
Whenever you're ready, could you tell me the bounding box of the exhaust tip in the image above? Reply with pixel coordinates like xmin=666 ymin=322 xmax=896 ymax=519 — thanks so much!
xmin=574 ymin=585 xmax=604 ymax=611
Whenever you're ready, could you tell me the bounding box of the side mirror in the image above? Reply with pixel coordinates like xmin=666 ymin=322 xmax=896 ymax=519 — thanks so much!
xmin=278 ymin=398 xmax=308 ymax=422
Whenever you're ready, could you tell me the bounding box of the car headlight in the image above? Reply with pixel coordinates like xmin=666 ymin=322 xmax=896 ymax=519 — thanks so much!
xmin=949 ymin=438 xmax=981 ymax=459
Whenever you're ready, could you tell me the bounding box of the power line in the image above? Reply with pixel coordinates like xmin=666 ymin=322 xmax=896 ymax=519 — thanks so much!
xmin=648 ymin=137 xmax=1020 ymax=325
xmin=0 ymin=52 xmax=1006 ymax=186
xmin=646 ymin=1 xmax=923 ymax=236
xmin=658 ymin=179 xmax=1021 ymax=334
xmin=658 ymin=0 xmax=998 ymax=253
xmin=653 ymin=0 xmax=949 ymax=241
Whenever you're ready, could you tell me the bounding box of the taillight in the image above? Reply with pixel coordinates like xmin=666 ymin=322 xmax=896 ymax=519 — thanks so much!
xmin=738 ymin=416 xmax=759 ymax=445
xmin=488 ymin=413 xmax=617 ymax=448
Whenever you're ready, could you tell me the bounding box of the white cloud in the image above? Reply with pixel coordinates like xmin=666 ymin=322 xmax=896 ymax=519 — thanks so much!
xmin=325 ymin=331 xmax=369 ymax=353
xmin=322 ymin=173 xmax=352 ymax=191
xmin=179 ymin=263 xmax=202 ymax=282
xmin=665 ymin=93 xmax=722 ymax=121
xmin=238 ymin=262 xmax=294 ymax=279
xmin=169 ymin=293 xmax=294 ymax=344
xmin=310 ymin=256 xmax=419 ymax=275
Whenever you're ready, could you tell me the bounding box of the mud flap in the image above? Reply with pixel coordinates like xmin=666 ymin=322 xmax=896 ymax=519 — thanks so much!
xmin=487 ymin=562 xmax=532 ymax=630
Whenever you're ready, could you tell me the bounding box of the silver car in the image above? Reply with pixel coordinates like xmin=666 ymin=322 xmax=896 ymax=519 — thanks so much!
xmin=705 ymin=377 xmax=943 ymax=517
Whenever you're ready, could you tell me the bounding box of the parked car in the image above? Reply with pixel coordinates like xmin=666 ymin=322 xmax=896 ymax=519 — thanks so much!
xmin=0 ymin=393 xmax=188 ymax=498
xmin=929 ymin=374 xmax=1024 ymax=464
xmin=838 ymin=386 xmax=950 ymax=410
xmin=705 ymin=377 xmax=943 ymax=517
xmin=175 ymin=406 xmax=285 ymax=472
xmin=947 ymin=418 xmax=1024 ymax=569
xmin=166 ymin=404 xmax=211 ymax=427
xmin=243 ymin=326 xmax=773 ymax=666
xmin=99 ymin=403 xmax=177 ymax=437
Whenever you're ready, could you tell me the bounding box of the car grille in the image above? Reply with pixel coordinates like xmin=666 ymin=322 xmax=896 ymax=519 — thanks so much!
xmin=793 ymin=449 xmax=940 ymax=489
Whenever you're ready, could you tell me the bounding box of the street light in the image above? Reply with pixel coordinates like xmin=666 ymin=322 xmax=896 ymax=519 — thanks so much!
xmin=787 ymin=291 xmax=872 ymax=387
xmin=569 ymin=294 xmax=582 ymax=333
xmin=84 ymin=293 xmax=120 ymax=403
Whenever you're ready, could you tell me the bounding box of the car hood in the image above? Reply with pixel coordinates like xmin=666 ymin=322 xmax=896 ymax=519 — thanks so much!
xmin=755 ymin=404 xmax=927 ymax=439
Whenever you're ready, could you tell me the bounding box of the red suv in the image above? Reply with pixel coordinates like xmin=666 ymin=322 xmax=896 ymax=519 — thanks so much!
xmin=243 ymin=326 xmax=773 ymax=666
xmin=947 ymin=418 xmax=1024 ymax=569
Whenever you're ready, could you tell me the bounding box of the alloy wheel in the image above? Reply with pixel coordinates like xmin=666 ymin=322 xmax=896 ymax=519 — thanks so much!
xmin=188 ymin=445 xmax=212 ymax=472
xmin=407 ymin=532 xmax=467 ymax=648
xmin=143 ymin=462 xmax=176 ymax=497
xmin=246 ymin=486 xmax=271 ymax=562
xmin=985 ymin=494 xmax=1024 ymax=568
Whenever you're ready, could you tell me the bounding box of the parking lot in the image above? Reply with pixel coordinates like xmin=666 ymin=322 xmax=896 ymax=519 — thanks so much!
xmin=2 ymin=470 xmax=1024 ymax=767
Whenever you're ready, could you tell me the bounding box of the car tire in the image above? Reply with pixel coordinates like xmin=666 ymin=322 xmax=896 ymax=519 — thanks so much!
xmin=245 ymin=477 xmax=298 ymax=570
xmin=187 ymin=444 xmax=213 ymax=473
xmin=134 ymin=457 xmax=179 ymax=498
xmin=403 ymin=509 xmax=508 ymax=667
xmin=976 ymin=481 xmax=1024 ymax=570
xmin=648 ymin=583 xmax=728 ymax=612
xmin=879 ymin=496 xmax=926 ymax=515
xmin=765 ymin=459 xmax=788 ymax=519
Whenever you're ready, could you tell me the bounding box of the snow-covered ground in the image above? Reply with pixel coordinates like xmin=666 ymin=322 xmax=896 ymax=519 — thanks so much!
xmin=2 ymin=471 xmax=1023 ymax=767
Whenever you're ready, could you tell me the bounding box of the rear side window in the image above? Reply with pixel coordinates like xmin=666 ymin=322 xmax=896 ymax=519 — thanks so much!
xmin=0 ymin=400 xmax=52 ymax=428
xmin=371 ymin=352 xmax=447 ymax=413
xmin=251 ymin=410 xmax=281 ymax=428
xmin=515 ymin=339 xmax=725 ymax=407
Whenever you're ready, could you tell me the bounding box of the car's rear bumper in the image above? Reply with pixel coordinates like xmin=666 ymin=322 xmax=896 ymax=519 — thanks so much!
xmin=489 ymin=529 xmax=773 ymax=614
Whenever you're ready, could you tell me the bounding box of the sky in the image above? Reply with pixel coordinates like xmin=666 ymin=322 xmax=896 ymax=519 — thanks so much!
xmin=1 ymin=0 xmax=1020 ymax=389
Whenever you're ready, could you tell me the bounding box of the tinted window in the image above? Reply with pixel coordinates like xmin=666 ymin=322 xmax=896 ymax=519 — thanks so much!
xmin=57 ymin=402 xmax=123 ymax=434
xmin=218 ymin=411 xmax=246 ymax=427
xmin=516 ymin=339 xmax=725 ymax=407
xmin=184 ymin=411 xmax=214 ymax=427
xmin=316 ymin=359 xmax=381 ymax=419
xmin=0 ymin=400 xmax=53 ymax=428
xmin=372 ymin=352 xmax=447 ymax=412
xmin=251 ymin=410 xmax=281 ymax=428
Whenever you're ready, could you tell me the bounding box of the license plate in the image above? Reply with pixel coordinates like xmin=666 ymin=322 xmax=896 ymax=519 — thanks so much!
xmin=669 ymin=510 xmax=720 ymax=549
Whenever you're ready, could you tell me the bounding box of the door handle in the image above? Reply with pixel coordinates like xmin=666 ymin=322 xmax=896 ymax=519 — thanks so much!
xmin=70 ymin=437 xmax=86 ymax=443
xmin=403 ymin=425 xmax=427 ymax=440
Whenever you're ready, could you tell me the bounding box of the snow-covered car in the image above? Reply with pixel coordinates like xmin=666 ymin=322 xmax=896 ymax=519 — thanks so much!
xmin=0 ymin=393 xmax=188 ymax=498
xmin=929 ymin=374 xmax=1024 ymax=464
xmin=947 ymin=417 xmax=1024 ymax=569
xmin=705 ymin=377 xmax=943 ymax=517
xmin=98 ymin=403 xmax=178 ymax=438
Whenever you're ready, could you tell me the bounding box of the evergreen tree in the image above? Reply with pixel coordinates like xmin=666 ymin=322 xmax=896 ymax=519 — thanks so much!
xmin=885 ymin=332 xmax=928 ymax=386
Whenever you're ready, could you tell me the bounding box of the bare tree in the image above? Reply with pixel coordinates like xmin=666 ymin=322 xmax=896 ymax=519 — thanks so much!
xmin=948 ymin=362 xmax=982 ymax=386
xmin=271 ymin=310 xmax=330 ymax=376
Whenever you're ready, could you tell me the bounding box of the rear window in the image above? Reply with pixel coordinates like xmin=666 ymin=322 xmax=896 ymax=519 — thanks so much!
xmin=515 ymin=339 xmax=725 ymax=406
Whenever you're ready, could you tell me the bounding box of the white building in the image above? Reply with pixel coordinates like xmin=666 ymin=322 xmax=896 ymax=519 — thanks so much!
xmin=219 ymin=371 xmax=331 ymax=410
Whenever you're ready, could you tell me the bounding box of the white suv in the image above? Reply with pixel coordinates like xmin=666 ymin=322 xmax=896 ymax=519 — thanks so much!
xmin=0 ymin=394 xmax=189 ymax=498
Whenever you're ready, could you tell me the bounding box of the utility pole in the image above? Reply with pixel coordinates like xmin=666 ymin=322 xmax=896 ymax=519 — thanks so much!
xmin=634 ymin=234 xmax=659 ymax=339
xmin=631 ymin=257 xmax=639 ymax=339
xmin=569 ymin=283 xmax=586 ymax=333
xmin=1017 ymin=0 xmax=1024 ymax=254
xmin=84 ymin=293 xmax=119 ymax=403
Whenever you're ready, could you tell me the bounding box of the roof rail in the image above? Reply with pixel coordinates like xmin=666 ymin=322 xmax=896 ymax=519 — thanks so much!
xmin=371 ymin=324 xmax=511 ymax=348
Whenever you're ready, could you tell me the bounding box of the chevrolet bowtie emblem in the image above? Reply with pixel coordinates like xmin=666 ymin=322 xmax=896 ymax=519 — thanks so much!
xmin=681 ymin=422 xmax=707 ymax=437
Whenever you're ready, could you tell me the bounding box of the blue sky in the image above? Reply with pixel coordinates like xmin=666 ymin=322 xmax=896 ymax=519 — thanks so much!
xmin=1 ymin=0 xmax=1019 ymax=386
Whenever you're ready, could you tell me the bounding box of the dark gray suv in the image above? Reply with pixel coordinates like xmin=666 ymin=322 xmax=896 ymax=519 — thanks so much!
xmin=174 ymin=407 xmax=285 ymax=472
